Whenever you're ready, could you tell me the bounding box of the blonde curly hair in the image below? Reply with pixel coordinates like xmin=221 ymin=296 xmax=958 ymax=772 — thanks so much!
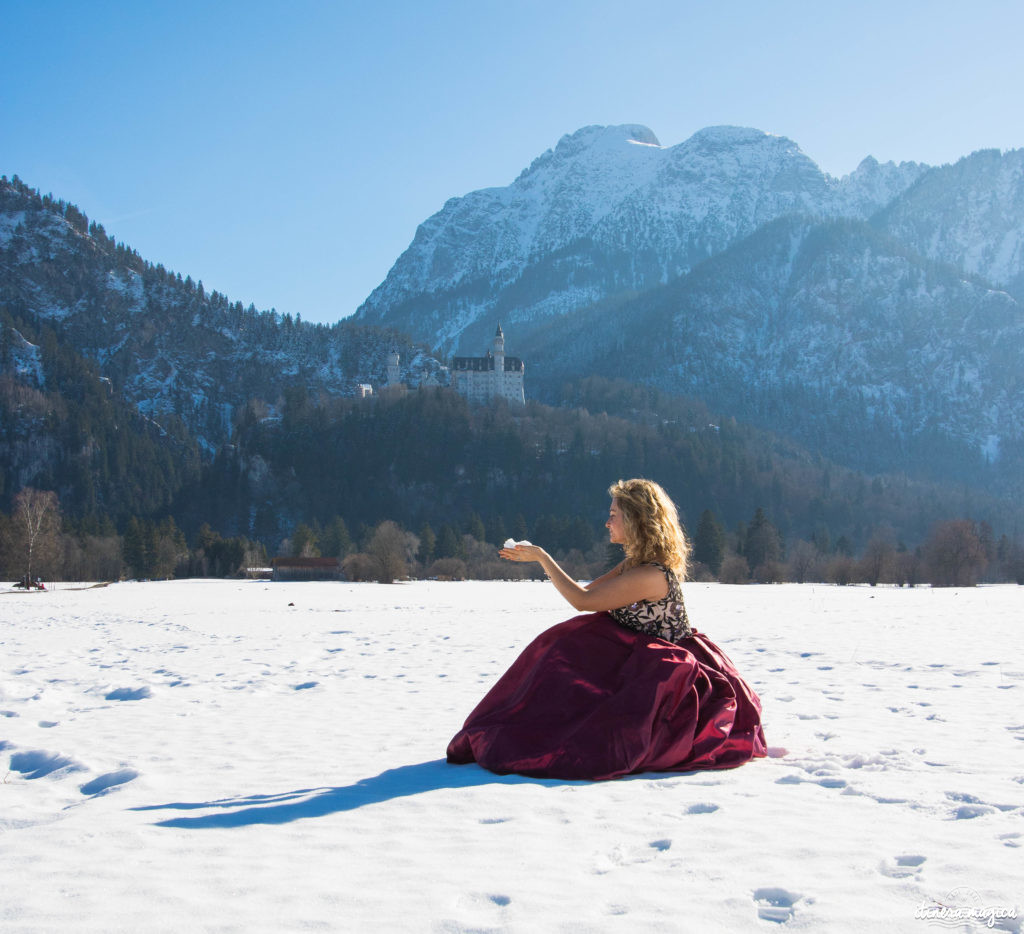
xmin=608 ymin=478 xmax=691 ymax=579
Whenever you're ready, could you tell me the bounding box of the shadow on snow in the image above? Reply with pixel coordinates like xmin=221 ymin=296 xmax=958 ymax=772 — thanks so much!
xmin=132 ymin=759 xmax=599 ymax=828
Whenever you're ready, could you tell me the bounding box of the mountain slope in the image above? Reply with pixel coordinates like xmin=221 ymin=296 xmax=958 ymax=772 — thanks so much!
xmin=0 ymin=177 xmax=445 ymax=452
xmin=516 ymin=216 xmax=1024 ymax=483
xmin=355 ymin=124 xmax=927 ymax=354
xmin=874 ymin=147 xmax=1024 ymax=299
xmin=0 ymin=309 xmax=202 ymax=521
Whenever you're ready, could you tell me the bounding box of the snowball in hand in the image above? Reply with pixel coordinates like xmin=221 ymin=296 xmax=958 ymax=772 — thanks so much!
xmin=503 ymin=539 xmax=532 ymax=548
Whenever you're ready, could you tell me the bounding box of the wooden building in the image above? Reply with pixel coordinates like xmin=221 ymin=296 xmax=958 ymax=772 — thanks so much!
xmin=271 ymin=557 xmax=343 ymax=582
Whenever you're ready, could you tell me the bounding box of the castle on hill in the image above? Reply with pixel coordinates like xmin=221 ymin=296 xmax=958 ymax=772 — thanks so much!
xmin=451 ymin=324 xmax=525 ymax=405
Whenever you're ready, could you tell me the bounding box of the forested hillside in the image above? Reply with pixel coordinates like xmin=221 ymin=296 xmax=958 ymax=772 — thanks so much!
xmin=1 ymin=306 xmax=201 ymax=523
xmin=181 ymin=377 xmax=1019 ymax=555
xmin=0 ymin=175 xmax=445 ymax=452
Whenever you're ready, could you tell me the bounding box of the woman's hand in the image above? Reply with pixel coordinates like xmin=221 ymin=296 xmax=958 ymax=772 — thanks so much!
xmin=499 ymin=542 xmax=545 ymax=563
xmin=498 ymin=538 xmax=665 ymax=612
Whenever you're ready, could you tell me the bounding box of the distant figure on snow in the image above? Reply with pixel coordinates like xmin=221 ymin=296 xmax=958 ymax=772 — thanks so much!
xmin=446 ymin=478 xmax=767 ymax=779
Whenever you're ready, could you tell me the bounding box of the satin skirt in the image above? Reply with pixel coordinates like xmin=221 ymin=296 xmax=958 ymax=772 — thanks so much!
xmin=446 ymin=612 xmax=767 ymax=780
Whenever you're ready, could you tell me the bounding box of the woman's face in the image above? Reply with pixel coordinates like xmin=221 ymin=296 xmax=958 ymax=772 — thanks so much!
xmin=606 ymin=500 xmax=626 ymax=545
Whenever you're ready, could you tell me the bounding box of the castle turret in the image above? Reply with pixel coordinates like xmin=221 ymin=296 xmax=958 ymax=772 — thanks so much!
xmin=493 ymin=324 xmax=505 ymax=371
xmin=385 ymin=351 xmax=400 ymax=386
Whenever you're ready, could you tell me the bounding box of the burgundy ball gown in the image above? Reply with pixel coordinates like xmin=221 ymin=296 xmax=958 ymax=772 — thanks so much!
xmin=446 ymin=569 xmax=766 ymax=780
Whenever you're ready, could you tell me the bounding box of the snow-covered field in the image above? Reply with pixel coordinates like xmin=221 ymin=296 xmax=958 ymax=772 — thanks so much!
xmin=2 ymin=580 xmax=1021 ymax=933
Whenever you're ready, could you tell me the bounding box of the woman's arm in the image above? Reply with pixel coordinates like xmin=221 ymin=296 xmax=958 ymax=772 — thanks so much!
xmin=586 ymin=560 xmax=625 ymax=590
xmin=500 ymin=545 xmax=666 ymax=612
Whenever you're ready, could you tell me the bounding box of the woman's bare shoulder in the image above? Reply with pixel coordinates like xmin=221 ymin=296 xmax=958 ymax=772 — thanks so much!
xmin=630 ymin=564 xmax=669 ymax=580
xmin=619 ymin=563 xmax=670 ymax=597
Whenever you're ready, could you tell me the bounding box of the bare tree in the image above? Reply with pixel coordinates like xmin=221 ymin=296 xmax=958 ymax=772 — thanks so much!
xmin=786 ymin=540 xmax=821 ymax=583
xmin=924 ymin=520 xmax=987 ymax=587
xmin=825 ymin=555 xmax=856 ymax=586
xmin=860 ymin=531 xmax=897 ymax=586
xmin=342 ymin=552 xmax=379 ymax=582
xmin=427 ymin=557 xmax=468 ymax=580
xmin=13 ymin=488 xmax=61 ymax=583
xmin=367 ymin=520 xmax=417 ymax=583
xmin=718 ymin=554 xmax=750 ymax=584
xmin=891 ymin=550 xmax=925 ymax=587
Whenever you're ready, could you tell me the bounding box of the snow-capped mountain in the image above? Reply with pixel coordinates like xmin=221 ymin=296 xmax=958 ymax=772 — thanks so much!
xmin=354 ymin=124 xmax=1024 ymax=485
xmin=355 ymin=124 xmax=928 ymax=353
xmin=875 ymin=147 xmax=1024 ymax=296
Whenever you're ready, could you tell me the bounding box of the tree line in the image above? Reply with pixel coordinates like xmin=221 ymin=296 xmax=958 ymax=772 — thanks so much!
xmin=3 ymin=485 xmax=1020 ymax=589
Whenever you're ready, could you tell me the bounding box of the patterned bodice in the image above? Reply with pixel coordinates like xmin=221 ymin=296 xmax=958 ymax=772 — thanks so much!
xmin=608 ymin=563 xmax=693 ymax=645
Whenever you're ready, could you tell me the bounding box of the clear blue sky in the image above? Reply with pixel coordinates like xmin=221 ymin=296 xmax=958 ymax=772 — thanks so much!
xmin=4 ymin=0 xmax=1023 ymax=324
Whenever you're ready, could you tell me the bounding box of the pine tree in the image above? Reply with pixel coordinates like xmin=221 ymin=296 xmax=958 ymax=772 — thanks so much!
xmin=436 ymin=523 xmax=461 ymax=559
xmin=745 ymin=507 xmax=782 ymax=571
xmin=465 ymin=512 xmax=486 ymax=543
xmin=321 ymin=516 xmax=353 ymax=558
xmin=485 ymin=515 xmax=507 ymax=547
xmin=123 ymin=517 xmax=149 ymax=579
xmin=291 ymin=522 xmax=320 ymax=557
xmin=417 ymin=522 xmax=437 ymax=564
xmin=693 ymin=509 xmax=726 ymax=575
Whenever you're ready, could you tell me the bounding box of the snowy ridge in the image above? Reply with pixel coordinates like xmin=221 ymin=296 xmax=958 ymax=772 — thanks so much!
xmin=834 ymin=155 xmax=927 ymax=217
xmin=392 ymin=124 xmax=669 ymax=296
xmin=355 ymin=123 xmax=930 ymax=352
xmin=877 ymin=147 xmax=1024 ymax=290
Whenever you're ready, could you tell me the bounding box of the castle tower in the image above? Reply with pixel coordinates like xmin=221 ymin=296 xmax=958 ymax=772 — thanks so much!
xmin=385 ymin=351 xmax=401 ymax=386
xmin=493 ymin=323 xmax=505 ymax=371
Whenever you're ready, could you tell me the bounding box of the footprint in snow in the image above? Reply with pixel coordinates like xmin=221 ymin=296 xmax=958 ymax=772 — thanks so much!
xmin=685 ymin=803 xmax=719 ymax=815
xmin=753 ymin=887 xmax=805 ymax=923
xmin=454 ymin=892 xmax=512 ymax=914
xmin=946 ymin=791 xmax=997 ymax=820
xmin=80 ymin=768 xmax=139 ymax=796
xmin=104 ymin=687 xmax=152 ymax=701
xmin=879 ymin=854 xmax=926 ymax=879
xmin=9 ymin=749 xmax=86 ymax=779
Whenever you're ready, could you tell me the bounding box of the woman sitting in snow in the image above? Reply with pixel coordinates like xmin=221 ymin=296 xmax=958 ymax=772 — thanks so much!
xmin=446 ymin=478 xmax=767 ymax=780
